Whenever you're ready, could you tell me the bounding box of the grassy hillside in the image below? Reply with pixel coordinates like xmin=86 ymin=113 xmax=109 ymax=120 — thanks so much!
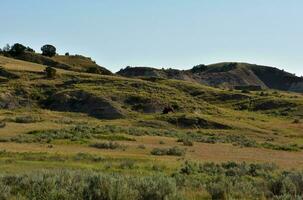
xmin=2 ymin=51 xmax=112 ymax=75
xmin=0 ymin=55 xmax=303 ymax=199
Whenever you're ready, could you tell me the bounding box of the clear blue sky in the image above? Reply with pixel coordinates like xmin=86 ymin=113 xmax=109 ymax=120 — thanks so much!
xmin=1 ymin=0 xmax=303 ymax=75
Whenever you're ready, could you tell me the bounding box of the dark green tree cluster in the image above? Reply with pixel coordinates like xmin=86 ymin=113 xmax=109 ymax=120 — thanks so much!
xmin=1 ymin=43 xmax=57 ymax=57
xmin=41 ymin=44 xmax=56 ymax=57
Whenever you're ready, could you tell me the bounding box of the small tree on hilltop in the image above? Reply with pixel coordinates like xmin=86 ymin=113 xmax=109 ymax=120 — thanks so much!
xmin=10 ymin=43 xmax=26 ymax=56
xmin=45 ymin=66 xmax=56 ymax=78
xmin=41 ymin=44 xmax=56 ymax=57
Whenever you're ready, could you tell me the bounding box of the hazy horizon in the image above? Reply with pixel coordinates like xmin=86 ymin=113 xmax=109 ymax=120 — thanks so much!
xmin=1 ymin=0 xmax=303 ymax=76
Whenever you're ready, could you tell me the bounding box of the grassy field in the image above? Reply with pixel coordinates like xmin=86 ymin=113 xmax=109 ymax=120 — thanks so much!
xmin=0 ymin=55 xmax=303 ymax=199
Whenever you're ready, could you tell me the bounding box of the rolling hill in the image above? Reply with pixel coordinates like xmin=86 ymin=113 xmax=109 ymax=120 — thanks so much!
xmin=0 ymin=50 xmax=303 ymax=199
xmin=117 ymin=62 xmax=303 ymax=92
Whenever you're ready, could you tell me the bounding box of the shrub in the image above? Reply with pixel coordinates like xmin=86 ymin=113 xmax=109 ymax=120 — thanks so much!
xmin=0 ymin=121 xmax=5 ymax=128
xmin=45 ymin=66 xmax=57 ymax=78
xmin=241 ymin=89 xmax=251 ymax=94
xmin=293 ymin=119 xmax=300 ymax=124
xmin=41 ymin=44 xmax=56 ymax=57
xmin=151 ymin=164 xmax=167 ymax=172
xmin=151 ymin=147 xmax=185 ymax=156
xmin=137 ymin=145 xmax=146 ymax=149
xmin=0 ymin=183 xmax=11 ymax=200
xmin=159 ymin=140 xmax=165 ymax=144
xmin=150 ymin=148 xmax=167 ymax=156
xmin=180 ymin=161 xmax=198 ymax=175
xmin=206 ymin=181 xmax=227 ymax=200
xmin=167 ymin=147 xmax=185 ymax=156
xmin=86 ymin=66 xmax=102 ymax=74
xmin=261 ymin=142 xmax=301 ymax=151
xmin=119 ymin=160 xmax=136 ymax=169
xmin=26 ymin=46 xmax=35 ymax=52
xmin=90 ymin=142 xmax=124 ymax=150
xmin=177 ymin=138 xmax=194 ymax=146
xmin=15 ymin=116 xmax=41 ymax=123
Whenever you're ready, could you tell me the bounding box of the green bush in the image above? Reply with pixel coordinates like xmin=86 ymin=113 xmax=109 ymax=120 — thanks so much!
xmin=0 ymin=121 xmax=5 ymax=128
xmin=177 ymin=138 xmax=193 ymax=146
xmin=90 ymin=142 xmax=125 ymax=150
xmin=119 ymin=160 xmax=136 ymax=169
xmin=45 ymin=66 xmax=57 ymax=78
xmin=151 ymin=147 xmax=185 ymax=156
xmin=150 ymin=148 xmax=167 ymax=156
xmin=15 ymin=115 xmax=41 ymax=123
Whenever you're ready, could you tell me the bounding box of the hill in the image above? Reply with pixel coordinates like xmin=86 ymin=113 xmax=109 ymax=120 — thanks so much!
xmin=117 ymin=62 xmax=303 ymax=92
xmin=0 ymin=52 xmax=303 ymax=199
xmin=2 ymin=50 xmax=112 ymax=75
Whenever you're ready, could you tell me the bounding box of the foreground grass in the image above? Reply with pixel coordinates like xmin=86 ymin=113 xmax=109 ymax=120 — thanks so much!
xmin=0 ymin=159 xmax=302 ymax=199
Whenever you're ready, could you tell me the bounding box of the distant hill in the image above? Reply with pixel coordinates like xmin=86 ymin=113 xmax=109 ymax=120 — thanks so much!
xmin=3 ymin=51 xmax=112 ymax=75
xmin=117 ymin=63 xmax=303 ymax=93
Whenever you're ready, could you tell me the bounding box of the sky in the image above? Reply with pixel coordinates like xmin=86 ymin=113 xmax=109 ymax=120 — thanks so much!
xmin=1 ymin=0 xmax=303 ymax=75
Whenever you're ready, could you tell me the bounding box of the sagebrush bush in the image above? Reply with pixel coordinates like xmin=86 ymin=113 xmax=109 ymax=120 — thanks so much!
xmin=90 ymin=142 xmax=125 ymax=150
xmin=151 ymin=146 xmax=185 ymax=156
xmin=15 ymin=115 xmax=41 ymax=123
xmin=177 ymin=138 xmax=194 ymax=146
xmin=0 ymin=170 xmax=179 ymax=200
xmin=0 ymin=121 xmax=5 ymax=128
xmin=45 ymin=66 xmax=57 ymax=78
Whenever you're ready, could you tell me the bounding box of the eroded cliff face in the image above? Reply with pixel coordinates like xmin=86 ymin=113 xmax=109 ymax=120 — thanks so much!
xmin=117 ymin=63 xmax=303 ymax=93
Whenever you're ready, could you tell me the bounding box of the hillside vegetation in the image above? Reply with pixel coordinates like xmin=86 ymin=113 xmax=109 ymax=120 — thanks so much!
xmin=0 ymin=44 xmax=303 ymax=199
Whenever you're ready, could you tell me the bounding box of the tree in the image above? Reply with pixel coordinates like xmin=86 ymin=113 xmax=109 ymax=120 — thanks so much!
xmin=9 ymin=43 xmax=26 ymax=56
xmin=26 ymin=46 xmax=35 ymax=53
xmin=41 ymin=44 xmax=56 ymax=57
xmin=44 ymin=66 xmax=56 ymax=78
xmin=2 ymin=44 xmax=11 ymax=52
xmin=191 ymin=64 xmax=207 ymax=73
